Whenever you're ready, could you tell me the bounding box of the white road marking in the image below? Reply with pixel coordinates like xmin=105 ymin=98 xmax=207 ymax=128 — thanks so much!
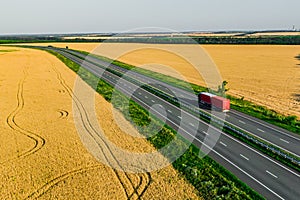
xmin=230 ymin=110 xmax=300 ymax=142
xmin=138 ymin=92 xmax=141 ymax=95
xmin=178 ymin=116 xmax=182 ymax=119
xmin=159 ymin=105 xmax=163 ymax=108
xmin=145 ymin=96 xmax=148 ymax=99
xmin=151 ymin=100 xmax=155 ymax=103
xmin=257 ymin=128 xmax=265 ymax=133
xmin=203 ymin=131 xmax=209 ymax=136
xmin=227 ymin=118 xmax=299 ymax=158
xmin=280 ymin=138 xmax=290 ymax=144
xmin=198 ymin=108 xmax=299 ymax=157
xmin=239 ymin=120 xmax=246 ymax=124
xmin=240 ymin=154 xmax=250 ymax=161
xmin=189 ymin=123 xmax=195 ymax=127
xmin=220 ymin=141 xmax=227 ymax=147
xmin=266 ymin=170 xmax=278 ymax=179
xmin=168 ymin=110 xmax=172 ymax=113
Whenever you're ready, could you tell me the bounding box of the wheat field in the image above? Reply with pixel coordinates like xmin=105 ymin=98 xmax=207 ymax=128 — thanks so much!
xmin=0 ymin=46 xmax=200 ymax=199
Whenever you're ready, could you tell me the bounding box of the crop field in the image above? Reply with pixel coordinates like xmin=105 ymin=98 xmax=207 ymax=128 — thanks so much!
xmin=21 ymin=43 xmax=300 ymax=119
xmin=0 ymin=46 xmax=200 ymax=199
xmin=249 ymin=32 xmax=300 ymax=36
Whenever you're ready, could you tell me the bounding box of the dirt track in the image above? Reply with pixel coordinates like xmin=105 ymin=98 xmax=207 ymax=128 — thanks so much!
xmin=0 ymin=47 xmax=200 ymax=199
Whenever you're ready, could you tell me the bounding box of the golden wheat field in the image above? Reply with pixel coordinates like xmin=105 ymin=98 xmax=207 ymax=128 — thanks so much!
xmin=250 ymin=32 xmax=300 ymax=36
xmin=0 ymin=46 xmax=201 ymax=199
xmin=23 ymin=42 xmax=300 ymax=119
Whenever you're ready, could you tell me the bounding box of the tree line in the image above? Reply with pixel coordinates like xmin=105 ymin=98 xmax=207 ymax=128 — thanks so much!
xmin=1 ymin=35 xmax=300 ymax=45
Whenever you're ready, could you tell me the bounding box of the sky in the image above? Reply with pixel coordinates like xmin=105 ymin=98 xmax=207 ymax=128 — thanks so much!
xmin=1 ymin=0 xmax=300 ymax=34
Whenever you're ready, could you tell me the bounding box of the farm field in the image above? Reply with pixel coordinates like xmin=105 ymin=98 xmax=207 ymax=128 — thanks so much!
xmin=0 ymin=46 xmax=200 ymax=199
xmin=20 ymin=43 xmax=300 ymax=119
xmin=249 ymin=32 xmax=300 ymax=36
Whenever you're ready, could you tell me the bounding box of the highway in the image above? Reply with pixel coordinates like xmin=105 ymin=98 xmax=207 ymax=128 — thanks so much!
xmin=64 ymin=48 xmax=300 ymax=159
xmin=45 ymin=47 xmax=300 ymax=199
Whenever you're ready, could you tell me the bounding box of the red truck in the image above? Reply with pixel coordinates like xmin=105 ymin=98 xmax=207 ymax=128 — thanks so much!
xmin=198 ymin=92 xmax=230 ymax=112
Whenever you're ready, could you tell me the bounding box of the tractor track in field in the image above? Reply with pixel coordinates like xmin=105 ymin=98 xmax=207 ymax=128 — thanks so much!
xmin=51 ymin=65 xmax=152 ymax=199
xmin=25 ymin=165 xmax=151 ymax=200
xmin=24 ymin=164 xmax=102 ymax=199
xmin=57 ymin=109 xmax=69 ymax=119
xmin=2 ymin=67 xmax=46 ymax=164
xmin=25 ymin=61 xmax=151 ymax=199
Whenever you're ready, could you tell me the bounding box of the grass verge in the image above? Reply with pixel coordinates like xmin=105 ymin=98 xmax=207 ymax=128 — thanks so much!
xmin=0 ymin=49 xmax=18 ymax=53
xmin=46 ymin=49 xmax=264 ymax=199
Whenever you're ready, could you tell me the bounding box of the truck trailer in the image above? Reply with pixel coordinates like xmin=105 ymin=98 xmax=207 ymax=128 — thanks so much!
xmin=198 ymin=92 xmax=230 ymax=112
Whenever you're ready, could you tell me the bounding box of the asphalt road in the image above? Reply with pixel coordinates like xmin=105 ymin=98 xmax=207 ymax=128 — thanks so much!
xmin=46 ymin=47 xmax=300 ymax=200
xmin=63 ymin=48 xmax=300 ymax=159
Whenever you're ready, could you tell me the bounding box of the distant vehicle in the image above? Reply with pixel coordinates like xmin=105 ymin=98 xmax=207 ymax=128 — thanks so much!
xmin=198 ymin=92 xmax=230 ymax=112
xmin=47 ymin=45 xmax=53 ymax=48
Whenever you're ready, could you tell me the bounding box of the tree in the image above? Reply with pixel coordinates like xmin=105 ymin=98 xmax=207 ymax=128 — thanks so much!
xmin=217 ymin=81 xmax=229 ymax=97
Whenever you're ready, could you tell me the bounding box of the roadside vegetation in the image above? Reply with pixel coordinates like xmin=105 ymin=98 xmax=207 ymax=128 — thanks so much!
xmin=47 ymin=50 xmax=264 ymax=200
xmin=228 ymin=97 xmax=299 ymax=133
xmin=0 ymin=49 xmax=18 ymax=53
xmin=106 ymin=35 xmax=300 ymax=45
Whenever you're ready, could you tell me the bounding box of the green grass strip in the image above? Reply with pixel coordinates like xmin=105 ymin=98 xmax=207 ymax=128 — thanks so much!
xmin=0 ymin=49 xmax=18 ymax=53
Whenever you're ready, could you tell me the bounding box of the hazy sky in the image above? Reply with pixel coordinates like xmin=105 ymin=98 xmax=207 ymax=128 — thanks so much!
xmin=1 ymin=0 xmax=300 ymax=34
